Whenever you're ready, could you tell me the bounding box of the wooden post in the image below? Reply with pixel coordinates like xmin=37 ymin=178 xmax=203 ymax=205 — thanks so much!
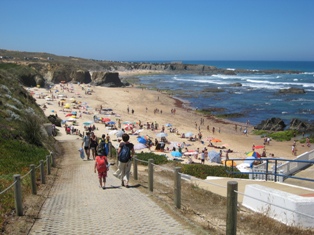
xmin=148 ymin=159 xmax=154 ymax=192
xmin=174 ymin=167 xmax=181 ymax=209
xmin=51 ymin=152 xmax=56 ymax=167
xmin=13 ymin=174 xmax=23 ymax=216
xmin=30 ymin=164 xmax=37 ymax=195
xmin=40 ymin=160 xmax=45 ymax=184
xmin=46 ymin=155 xmax=51 ymax=175
xmin=226 ymin=181 xmax=238 ymax=235
xmin=133 ymin=156 xmax=138 ymax=180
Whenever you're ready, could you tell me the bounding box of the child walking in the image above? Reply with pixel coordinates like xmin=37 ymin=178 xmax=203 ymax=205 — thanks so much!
xmin=94 ymin=148 xmax=108 ymax=189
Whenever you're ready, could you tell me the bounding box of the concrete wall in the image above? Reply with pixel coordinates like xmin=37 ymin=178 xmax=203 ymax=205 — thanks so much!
xmin=242 ymin=184 xmax=314 ymax=228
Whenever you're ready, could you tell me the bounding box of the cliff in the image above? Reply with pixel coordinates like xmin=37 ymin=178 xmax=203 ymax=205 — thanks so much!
xmin=0 ymin=49 xmax=302 ymax=88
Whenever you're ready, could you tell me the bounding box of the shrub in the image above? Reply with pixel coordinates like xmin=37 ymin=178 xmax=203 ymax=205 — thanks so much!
xmin=180 ymin=164 xmax=249 ymax=179
xmin=135 ymin=152 xmax=169 ymax=166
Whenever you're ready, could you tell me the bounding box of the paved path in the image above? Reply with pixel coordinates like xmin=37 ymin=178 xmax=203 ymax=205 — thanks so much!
xmin=29 ymin=140 xmax=195 ymax=235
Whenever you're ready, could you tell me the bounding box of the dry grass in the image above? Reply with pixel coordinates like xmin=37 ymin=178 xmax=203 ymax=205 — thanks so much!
xmin=129 ymin=162 xmax=314 ymax=235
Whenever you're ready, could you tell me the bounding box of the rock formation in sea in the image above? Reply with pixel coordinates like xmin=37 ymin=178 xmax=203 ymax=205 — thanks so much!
xmin=254 ymin=117 xmax=287 ymax=131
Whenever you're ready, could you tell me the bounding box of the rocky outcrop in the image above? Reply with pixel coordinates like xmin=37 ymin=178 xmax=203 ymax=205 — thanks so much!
xmin=47 ymin=114 xmax=62 ymax=127
xmin=71 ymin=70 xmax=91 ymax=84
xmin=91 ymin=72 xmax=123 ymax=87
xmin=202 ymin=88 xmax=224 ymax=93
xmin=279 ymin=88 xmax=305 ymax=94
xmin=254 ymin=117 xmax=286 ymax=131
xmin=289 ymin=118 xmax=313 ymax=132
xmin=229 ymin=83 xmax=242 ymax=87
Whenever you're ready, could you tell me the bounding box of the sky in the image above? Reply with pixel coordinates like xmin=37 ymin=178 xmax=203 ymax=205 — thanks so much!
xmin=1 ymin=0 xmax=314 ymax=61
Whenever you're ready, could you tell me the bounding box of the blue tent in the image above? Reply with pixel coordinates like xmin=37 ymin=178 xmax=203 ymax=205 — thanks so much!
xmin=208 ymin=150 xmax=221 ymax=163
xmin=171 ymin=151 xmax=182 ymax=157
xmin=137 ymin=137 xmax=147 ymax=144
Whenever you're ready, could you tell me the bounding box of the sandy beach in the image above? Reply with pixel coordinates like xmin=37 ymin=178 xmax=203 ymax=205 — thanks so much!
xmin=31 ymin=71 xmax=313 ymax=166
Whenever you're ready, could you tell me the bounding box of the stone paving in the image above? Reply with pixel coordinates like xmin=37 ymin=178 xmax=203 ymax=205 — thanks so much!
xmin=29 ymin=141 xmax=195 ymax=235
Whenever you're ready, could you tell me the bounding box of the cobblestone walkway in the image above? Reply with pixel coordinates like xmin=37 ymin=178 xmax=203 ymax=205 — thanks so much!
xmin=29 ymin=141 xmax=195 ymax=235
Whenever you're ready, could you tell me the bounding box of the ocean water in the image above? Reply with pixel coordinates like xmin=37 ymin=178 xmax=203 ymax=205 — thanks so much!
xmin=138 ymin=61 xmax=314 ymax=126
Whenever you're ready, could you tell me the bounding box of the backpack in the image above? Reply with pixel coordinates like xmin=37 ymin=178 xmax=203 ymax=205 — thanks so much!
xmin=97 ymin=140 xmax=106 ymax=156
xmin=118 ymin=143 xmax=131 ymax=163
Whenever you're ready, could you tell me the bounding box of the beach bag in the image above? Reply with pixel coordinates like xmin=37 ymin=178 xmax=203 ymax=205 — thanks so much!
xmin=79 ymin=148 xmax=85 ymax=159
xmin=118 ymin=143 xmax=131 ymax=163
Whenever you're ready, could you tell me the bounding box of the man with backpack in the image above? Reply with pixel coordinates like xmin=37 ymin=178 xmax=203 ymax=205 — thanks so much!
xmin=94 ymin=142 xmax=109 ymax=189
xmin=114 ymin=133 xmax=134 ymax=188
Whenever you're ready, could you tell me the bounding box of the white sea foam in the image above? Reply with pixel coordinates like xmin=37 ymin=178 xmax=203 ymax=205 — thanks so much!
xmin=291 ymin=98 xmax=314 ymax=102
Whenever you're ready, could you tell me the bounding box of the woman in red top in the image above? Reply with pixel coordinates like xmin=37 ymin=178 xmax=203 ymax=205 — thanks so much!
xmin=94 ymin=150 xmax=108 ymax=189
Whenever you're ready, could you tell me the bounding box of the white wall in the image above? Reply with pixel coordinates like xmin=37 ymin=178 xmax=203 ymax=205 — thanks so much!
xmin=242 ymin=184 xmax=314 ymax=228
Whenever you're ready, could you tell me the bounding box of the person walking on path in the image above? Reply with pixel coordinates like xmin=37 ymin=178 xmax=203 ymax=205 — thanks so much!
xmin=114 ymin=133 xmax=134 ymax=188
xmin=94 ymin=148 xmax=108 ymax=189
xmin=82 ymin=132 xmax=91 ymax=160
xmin=90 ymin=132 xmax=98 ymax=160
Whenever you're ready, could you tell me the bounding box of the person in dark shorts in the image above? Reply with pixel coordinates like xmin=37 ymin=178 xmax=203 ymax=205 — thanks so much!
xmin=82 ymin=132 xmax=91 ymax=160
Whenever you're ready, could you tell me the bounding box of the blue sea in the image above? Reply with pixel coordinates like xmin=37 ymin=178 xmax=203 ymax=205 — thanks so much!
xmin=137 ymin=61 xmax=314 ymax=126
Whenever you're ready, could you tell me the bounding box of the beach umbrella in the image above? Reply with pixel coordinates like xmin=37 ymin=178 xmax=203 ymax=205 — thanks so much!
xmin=165 ymin=123 xmax=172 ymax=127
xmin=102 ymin=117 xmax=111 ymax=122
xmin=123 ymin=121 xmax=134 ymax=124
xmin=222 ymin=160 xmax=237 ymax=167
xmin=156 ymin=132 xmax=167 ymax=138
xmin=171 ymin=151 xmax=183 ymax=157
xmin=185 ymin=132 xmax=194 ymax=138
xmin=83 ymin=121 xmax=94 ymax=126
xmin=108 ymin=130 xmax=118 ymax=135
xmin=137 ymin=137 xmax=147 ymax=144
xmin=246 ymin=151 xmax=261 ymax=158
xmin=106 ymin=121 xmax=116 ymax=125
xmin=116 ymin=130 xmax=124 ymax=138
xmin=244 ymin=157 xmax=257 ymax=166
xmin=64 ymin=103 xmax=71 ymax=109
xmin=134 ymin=143 xmax=147 ymax=150
xmin=124 ymin=124 xmax=133 ymax=130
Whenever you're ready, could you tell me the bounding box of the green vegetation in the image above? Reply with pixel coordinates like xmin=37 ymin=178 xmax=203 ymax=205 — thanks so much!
xmin=135 ymin=152 xmax=169 ymax=165
xmin=0 ymin=65 xmax=55 ymax=231
xmin=135 ymin=152 xmax=248 ymax=179
xmin=216 ymin=113 xmax=245 ymax=119
xmin=180 ymin=164 xmax=249 ymax=179
xmin=253 ymin=129 xmax=296 ymax=141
